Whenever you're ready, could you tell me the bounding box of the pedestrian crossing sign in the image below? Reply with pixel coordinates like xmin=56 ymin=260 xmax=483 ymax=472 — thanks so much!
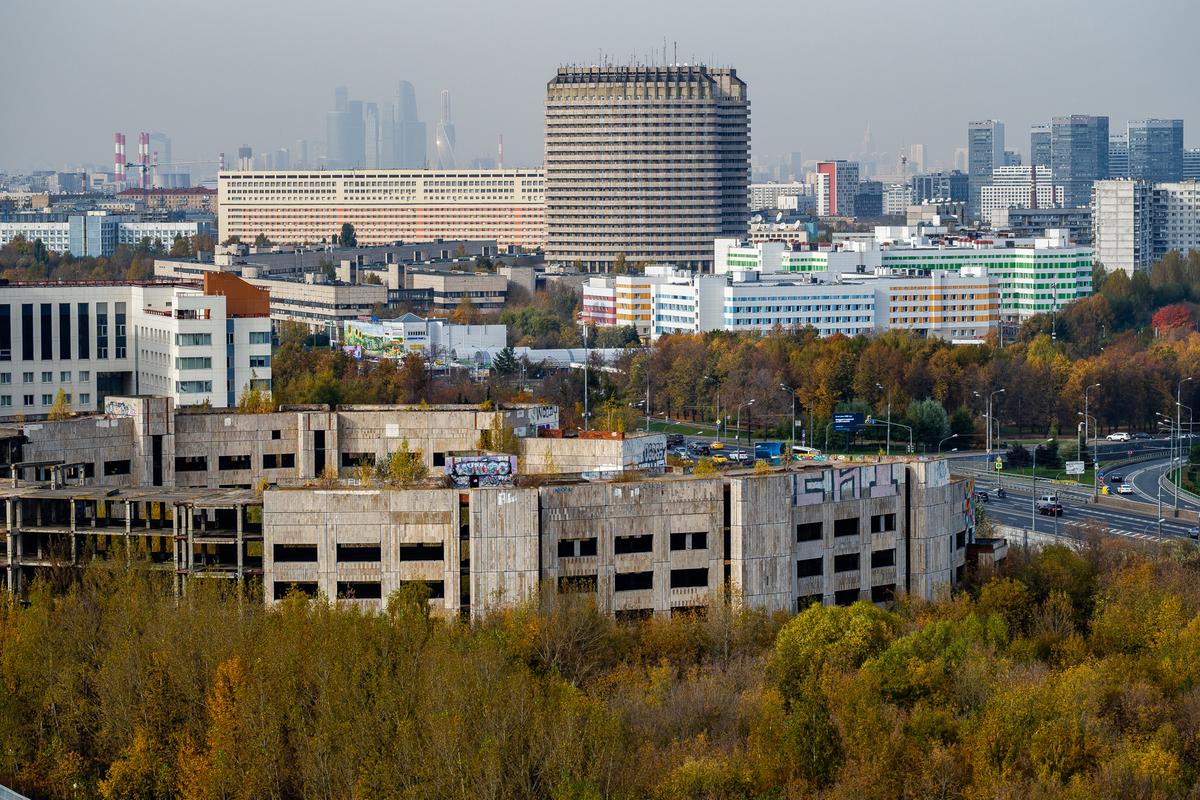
xmin=994 ymin=458 xmax=1003 ymax=470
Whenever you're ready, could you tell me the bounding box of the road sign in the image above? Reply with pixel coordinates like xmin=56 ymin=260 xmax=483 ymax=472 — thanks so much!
xmin=1065 ymin=460 xmax=1085 ymax=475
xmin=833 ymin=412 xmax=864 ymax=432
xmin=994 ymin=458 xmax=1003 ymax=470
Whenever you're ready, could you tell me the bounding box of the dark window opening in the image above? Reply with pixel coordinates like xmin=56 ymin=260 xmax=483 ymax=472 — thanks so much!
xmin=175 ymin=456 xmax=208 ymax=473
xmin=432 ymin=452 xmax=446 ymax=467
xmin=615 ymin=534 xmax=654 ymax=554
xmin=399 ymin=543 xmax=444 ymax=561
xmin=955 ymin=530 xmax=967 ymax=550
xmin=557 ymin=575 xmax=597 ymax=593
xmin=103 ymin=459 xmax=131 ymax=476
xmin=834 ymin=553 xmax=860 ymax=573
xmin=341 ymin=452 xmax=374 ymax=468
xmin=263 ymin=453 xmax=296 ymax=469
xmin=21 ymin=304 xmax=33 ymax=360
xmin=58 ymin=303 xmax=71 ymax=360
xmin=557 ymin=537 xmax=597 ymax=558
xmin=400 ymin=579 xmax=444 ymax=599
xmin=273 ymin=544 xmax=318 ymax=562
xmin=76 ymin=303 xmax=89 ymax=359
xmin=670 ymin=567 xmax=708 ymax=588
xmin=871 ymin=584 xmax=895 ymax=603
xmin=798 ymin=594 xmax=823 ymax=611
xmin=337 ymin=543 xmax=382 ymax=562
xmin=834 ymin=588 xmax=860 ymax=606
xmin=670 ymin=531 xmax=707 ymax=551
xmin=337 ymin=581 xmax=382 ymax=599
xmin=797 ymin=557 xmax=823 ymax=578
xmin=615 ymin=608 xmax=654 ymax=623
xmin=271 ymin=429 xmax=282 ymax=440
xmin=796 ymin=521 xmax=823 ymax=542
xmin=871 ymin=549 xmax=896 ymax=568
xmin=39 ymin=303 xmax=52 ymax=359
xmin=871 ymin=513 xmax=897 ymax=533
xmin=273 ymin=581 xmax=317 ymax=600
xmin=955 ymin=564 xmax=965 ymax=583
xmin=614 ymin=570 xmax=653 ymax=592
xmin=218 ymin=454 xmax=252 ymax=471
xmin=834 ymin=517 xmax=859 ymax=538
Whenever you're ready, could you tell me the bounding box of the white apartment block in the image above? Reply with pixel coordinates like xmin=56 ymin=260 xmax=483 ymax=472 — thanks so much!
xmin=217 ymin=169 xmax=546 ymax=250
xmin=1153 ymin=181 xmax=1200 ymax=261
xmin=883 ymin=183 xmax=913 ymax=216
xmin=0 ymin=276 xmax=271 ymax=419
xmin=1093 ymin=179 xmax=1155 ymax=274
xmin=750 ymin=182 xmax=809 ymax=211
xmin=978 ymin=165 xmax=1064 ymax=227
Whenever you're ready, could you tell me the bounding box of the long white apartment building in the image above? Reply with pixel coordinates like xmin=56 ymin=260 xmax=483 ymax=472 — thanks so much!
xmin=1154 ymin=181 xmax=1200 ymax=261
xmin=217 ymin=169 xmax=546 ymax=250
xmin=978 ymin=165 xmax=1064 ymax=227
xmin=0 ymin=273 xmax=271 ymax=418
xmin=1092 ymin=179 xmax=1200 ymax=274
xmin=579 ymin=265 xmax=691 ymax=337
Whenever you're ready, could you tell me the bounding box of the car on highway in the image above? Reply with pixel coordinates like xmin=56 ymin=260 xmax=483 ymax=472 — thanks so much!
xmin=1036 ymin=494 xmax=1064 ymax=515
xmin=1108 ymin=473 xmax=1123 ymax=483
xmin=1132 ymin=432 xmax=1152 ymax=440
xmin=973 ymin=489 xmax=989 ymax=503
xmin=710 ymin=454 xmax=729 ymax=465
xmin=729 ymin=450 xmax=751 ymax=463
xmin=1117 ymin=484 xmax=1134 ymax=495
xmin=1106 ymin=432 xmax=1132 ymax=442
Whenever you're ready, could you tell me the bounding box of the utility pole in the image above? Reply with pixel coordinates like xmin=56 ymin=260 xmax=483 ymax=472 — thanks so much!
xmin=876 ymin=382 xmax=891 ymax=456
xmin=781 ymin=384 xmax=796 ymax=458
xmin=581 ymin=322 xmax=590 ymax=431
xmin=1085 ymin=383 xmax=1100 ymax=499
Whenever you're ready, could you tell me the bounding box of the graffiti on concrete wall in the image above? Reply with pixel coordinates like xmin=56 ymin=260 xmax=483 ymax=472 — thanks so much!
xmin=446 ymin=454 xmax=517 ymax=488
xmin=792 ymin=463 xmax=901 ymax=506
xmin=963 ymin=478 xmax=976 ymax=539
xmin=526 ymin=405 xmax=558 ymax=429
xmin=632 ymin=439 xmax=666 ymax=473
xmin=104 ymin=399 xmax=136 ymax=418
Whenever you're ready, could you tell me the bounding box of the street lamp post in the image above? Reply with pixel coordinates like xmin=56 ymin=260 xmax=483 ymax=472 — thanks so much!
xmin=1084 ymin=383 xmax=1100 ymax=499
xmin=736 ymin=400 xmax=755 ymax=449
xmin=988 ymin=388 xmax=1006 ymax=457
xmin=876 ymin=382 xmax=892 ymax=456
xmin=1178 ymin=377 xmax=1193 ymax=516
xmin=781 ymin=384 xmax=796 ymax=460
xmin=1029 ymin=438 xmax=1052 ymax=548
xmin=580 ymin=322 xmax=590 ymax=431
xmin=938 ymin=433 xmax=958 ymax=453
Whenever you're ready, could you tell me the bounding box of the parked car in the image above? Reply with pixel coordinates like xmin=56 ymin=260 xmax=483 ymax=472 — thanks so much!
xmin=1106 ymin=432 xmax=1132 ymax=442
xmin=1036 ymin=494 xmax=1064 ymax=515
xmin=1108 ymin=473 xmax=1123 ymax=483
xmin=1189 ymin=527 xmax=1199 ymax=541
xmin=1117 ymin=484 xmax=1134 ymax=495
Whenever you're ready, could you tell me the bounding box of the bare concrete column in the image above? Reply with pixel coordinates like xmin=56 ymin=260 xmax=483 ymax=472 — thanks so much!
xmin=236 ymin=504 xmax=245 ymax=583
xmin=172 ymin=505 xmax=180 ymax=598
xmin=69 ymin=499 xmax=78 ymax=567
xmin=124 ymin=501 xmax=133 ymax=564
xmin=12 ymin=499 xmax=22 ymax=595
xmin=5 ymin=499 xmax=14 ymax=595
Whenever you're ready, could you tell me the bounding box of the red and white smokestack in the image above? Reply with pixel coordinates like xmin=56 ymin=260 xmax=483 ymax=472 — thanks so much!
xmin=114 ymin=133 xmax=126 ymax=184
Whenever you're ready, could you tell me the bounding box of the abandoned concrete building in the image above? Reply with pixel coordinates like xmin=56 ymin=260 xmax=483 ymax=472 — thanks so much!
xmin=0 ymin=397 xmax=977 ymax=616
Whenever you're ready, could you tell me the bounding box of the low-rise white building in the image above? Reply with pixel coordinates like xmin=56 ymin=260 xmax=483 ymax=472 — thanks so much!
xmin=341 ymin=313 xmax=506 ymax=362
xmin=0 ymin=273 xmax=271 ymax=418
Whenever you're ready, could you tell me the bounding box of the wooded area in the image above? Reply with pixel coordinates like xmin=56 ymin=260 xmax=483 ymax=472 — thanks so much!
xmin=3 ymin=537 xmax=1200 ymax=798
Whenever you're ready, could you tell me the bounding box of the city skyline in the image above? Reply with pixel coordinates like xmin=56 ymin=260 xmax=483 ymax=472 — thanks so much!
xmin=2 ymin=0 xmax=1198 ymax=174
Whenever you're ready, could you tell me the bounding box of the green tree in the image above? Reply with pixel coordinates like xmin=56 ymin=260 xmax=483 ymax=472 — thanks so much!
xmin=169 ymin=234 xmax=193 ymax=258
xmin=905 ymin=398 xmax=951 ymax=448
xmin=253 ymin=233 xmax=271 ymax=248
xmin=492 ymin=346 xmax=519 ymax=375
xmin=47 ymin=388 xmax=71 ymax=421
xmin=385 ymin=439 xmax=429 ymax=484
xmin=339 ymin=222 xmax=357 ymax=247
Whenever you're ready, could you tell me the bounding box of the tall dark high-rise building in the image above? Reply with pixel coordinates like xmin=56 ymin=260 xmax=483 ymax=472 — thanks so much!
xmin=435 ymin=90 xmax=456 ymax=170
xmin=1051 ymin=115 xmax=1109 ymax=208
xmin=544 ymin=64 xmax=750 ymax=271
xmin=967 ymin=120 xmax=1004 ymax=220
xmin=912 ymin=171 xmax=969 ymax=204
xmin=1128 ymin=118 xmax=1184 ymax=183
xmin=1030 ymin=124 xmax=1051 ymax=169
xmin=395 ymin=80 xmax=427 ymax=169
xmin=325 ymin=87 xmax=365 ymax=169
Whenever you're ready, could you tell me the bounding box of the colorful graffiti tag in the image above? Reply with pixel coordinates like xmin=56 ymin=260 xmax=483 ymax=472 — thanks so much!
xmin=445 ymin=454 xmax=518 ymax=488
xmin=792 ymin=463 xmax=901 ymax=506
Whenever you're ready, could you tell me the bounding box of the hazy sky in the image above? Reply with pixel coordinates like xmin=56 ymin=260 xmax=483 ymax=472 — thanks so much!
xmin=2 ymin=0 xmax=1197 ymax=174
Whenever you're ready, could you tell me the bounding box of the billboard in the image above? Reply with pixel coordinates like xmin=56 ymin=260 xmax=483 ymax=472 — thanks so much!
xmin=832 ymin=412 xmax=864 ymax=432
xmin=343 ymin=322 xmax=406 ymax=359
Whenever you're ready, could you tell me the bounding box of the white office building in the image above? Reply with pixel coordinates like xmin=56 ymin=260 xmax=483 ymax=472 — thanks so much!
xmin=1092 ymin=179 xmax=1155 ymax=274
xmin=0 ymin=275 xmax=271 ymax=419
xmin=978 ymin=165 xmax=1064 ymax=227
xmin=750 ymin=182 xmax=809 ymax=211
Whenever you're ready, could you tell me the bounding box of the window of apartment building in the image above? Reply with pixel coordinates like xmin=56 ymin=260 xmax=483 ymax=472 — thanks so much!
xmin=80 ymin=393 xmax=90 ymax=407
xmin=249 ymin=356 xmax=271 ymax=369
xmin=176 ymin=380 xmax=212 ymax=394
xmin=175 ymin=356 xmax=212 ymax=370
xmin=22 ymin=372 xmax=32 ymax=384
xmin=871 ymin=584 xmax=895 ymax=603
xmin=273 ymin=544 xmax=318 ymax=562
xmin=614 ymin=533 xmax=654 ymax=554
xmin=271 ymin=429 xmax=281 ymax=440
xmin=870 ymin=513 xmax=897 ymax=533
xmin=614 ymin=570 xmax=653 ymax=592
xmin=797 ymin=557 xmax=823 ymax=578
xmin=557 ymin=537 xmax=597 ymax=558
xmin=176 ymin=332 xmax=212 ymax=346
xmin=60 ymin=371 xmax=71 ymax=383
xmin=262 ymin=453 xmax=296 ymax=470
xmin=175 ymin=456 xmax=209 ymax=472
xmin=833 ymin=517 xmax=859 ymax=538
xmin=336 ymin=544 xmax=382 ymax=562
xmin=22 ymin=395 xmax=33 ymax=406
xmin=218 ymin=454 xmax=252 ymax=471
xmin=77 ymin=303 xmax=89 ymax=359
xmin=834 ymin=589 xmax=861 ymax=606
xmin=96 ymin=303 xmax=108 ymax=359
xmin=834 ymin=553 xmax=860 ymax=573
xmin=103 ymin=459 xmax=131 ymax=476
xmin=955 ymin=530 xmax=967 ymax=550
xmin=796 ymin=521 xmax=823 ymax=542
xmin=670 ymin=567 xmax=709 ymax=589
xmin=249 ymin=331 xmax=271 ymax=345
xmin=0 ymin=373 xmax=8 ymax=385
xmin=399 ymin=543 xmax=444 ymax=561
xmin=871 ymin=549 xmax=896 ymax=569
xmin=79 ymin=371 xmax=89 ymax=381
xmin=0 ymin=304 xmax=9 ymax=361
xmin=273 ymin=581 xmax=318 ymax=600
xmin=337 ymin=582 xmax=382 ymax=600
xmin=557 ymin=574 xmax=597 ymax=593
xmin=41 ymin=371 xmax=52 ymax=383
xmin=58 ymin=304 xmax=71 ymax=360
xmin=20 ymin=304 xmax=33 ymax=360
xmin=39 ymin=304 xmax=52 ymax=359
xmin=0 ymin=396 xmax=10 ymax=407
xmin=40 ymin=394 xmax=52 ymax=405
xmin=670 ymin=531 xmax=707 ymax=551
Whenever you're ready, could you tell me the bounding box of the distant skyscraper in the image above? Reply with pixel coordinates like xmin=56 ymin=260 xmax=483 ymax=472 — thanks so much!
xmin=968 ymin=120 xmax=1005 ymax=220
xmin=1128 ymin=118 xmax=1184 ymax=183
xmin=364 ymin=102 xmax=381 ymax=168
xmin=1004 ymin=150 xmax=1022 ymax=167
xmin=912 ymin=171 xmax=969 ymax=204
xmin=237 ymin=146 xmax=253 ymax=171
xmin=953 ymin=147 xmax=968 ymax=173
xmin=544 ymin=64 xmax=749 ymax=271
xmin=1185 ymin=149 xmax=1200 ymax=182
xmin=380 ymin=105 xmax=396 ymax=168
xmin=816 ymin=160 xmax=860 ymax=216
xmin=435 ymin=90 xmax=456 ymax=170
xmin=908 ymin=144 xmax=925 ymax=174
xmin=1108 ymin=135 xmax=1129 ymax=179
xmin=1030 ymin=124 xmax=1051 ymax=168
xmin=275 ymin=148 xmax=290 ymax=170
xmin=1051 ymin=115 xmax=1109 ymax=208
xmin=395 ymin=80 xmax=427 ymax=169
xmin=325 ymin=87 xmax=365 ymax=168
xmin=294 ymin=139 xmax=308 ymax=169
